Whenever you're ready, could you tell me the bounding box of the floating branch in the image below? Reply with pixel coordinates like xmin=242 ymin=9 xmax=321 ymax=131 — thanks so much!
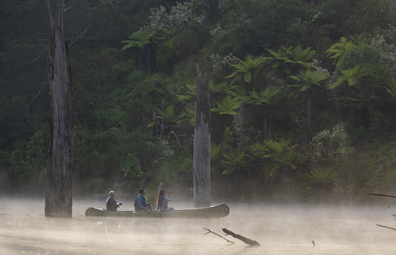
xmin=222 ymin=228 xmax=260 ymax=246
xmin=377 ymin=224 xmax=396 ymax=231
xmin=203 ymin=228 xmax=234 ymax=244
xmin=369 ymin=193 xmax=396 ymax=199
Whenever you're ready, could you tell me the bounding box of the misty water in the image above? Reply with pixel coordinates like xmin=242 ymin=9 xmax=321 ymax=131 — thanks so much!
xmin=1 ymin=198 xmax=396 ymax=254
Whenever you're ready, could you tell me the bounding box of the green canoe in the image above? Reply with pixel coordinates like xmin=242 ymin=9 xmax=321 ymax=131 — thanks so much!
xmin=85 ymin=203 xmax=230 ymax=219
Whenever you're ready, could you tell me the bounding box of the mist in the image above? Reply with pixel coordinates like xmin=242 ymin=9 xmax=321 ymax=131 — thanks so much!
xmin=1 ymin=198 xmax=396 ymax=254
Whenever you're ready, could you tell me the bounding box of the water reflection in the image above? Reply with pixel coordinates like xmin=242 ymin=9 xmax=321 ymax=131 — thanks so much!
xmin=1 ymin=200 xmax=396 ymax=254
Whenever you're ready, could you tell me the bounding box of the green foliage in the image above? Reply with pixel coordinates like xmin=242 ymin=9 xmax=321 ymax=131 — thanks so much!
xmin=25 ymin=130 xmax=46 ymax=167
xmin=248 ymin=86 xmax=283 ymax=106
xmin=120 ymin=153 xmax=142 ymax=179
xmin=289 ymin=69 xmax=329 ymax=92
xmin=384 ymin=78 xmax=396 ymax=98
xmin=262 ymin=139 xmax=308 ymax=178
xmin=308 ymin=167 xmax=338 ymax=184
xmin=121 ymin=30 xmax=155 ymax=50
xmin=227 ymin=54 xmax=267 ymax=84
xmin=210 ymin=143 xmax=222 ymax=161
xmin=4 ymin=0 xmax=396 ymax=201
xmin=212 ymin=95 xmax=241 ymax=115
xmin=326 ymin=36 xmax=357 ymax=66
xmin=222 ymin=146 xmax=249 ymax=175
xmin=328 ymin=66 xmax=360 ymax=89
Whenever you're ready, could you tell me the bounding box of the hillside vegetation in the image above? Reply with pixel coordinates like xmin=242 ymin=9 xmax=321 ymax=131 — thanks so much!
xmin=1 ymin=0 xmax=396 ymax=202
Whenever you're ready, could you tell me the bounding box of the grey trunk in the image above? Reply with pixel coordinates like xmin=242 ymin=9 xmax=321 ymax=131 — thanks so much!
xmin=193 ymin=65 xmax=211 ymax=208
xmin=45 ymin=1 xmax=74 ymax=218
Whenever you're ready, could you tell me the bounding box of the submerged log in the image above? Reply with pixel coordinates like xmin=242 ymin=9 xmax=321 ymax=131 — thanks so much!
xmin=222 ymin=228 xmax=260 ymax=246
xmin=203 ymin=228 xmax=234 ymax=244
xmin=369 ymin=193 xmax=396 ymax=199
xmin=377 ymin=224 xmax=396 ymax=231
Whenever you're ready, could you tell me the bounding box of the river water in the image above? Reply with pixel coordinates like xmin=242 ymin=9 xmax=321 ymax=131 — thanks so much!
xmin=1 ymin=199 xmax=396 ymax=254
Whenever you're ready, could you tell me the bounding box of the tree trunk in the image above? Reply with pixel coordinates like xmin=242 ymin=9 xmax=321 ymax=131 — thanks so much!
xmin=263 ymin=113 xmax=268 ymax=141
xmin=152 ymin=109 xmax=158 ymax=143
xmin=335 ymin=98 xmax=342 ymax=123
xmin=306 ymin=89 xmax=312 ymax=134
xmin=268 ymin=112 xmax=273 ymax=141
xmin=193 ymin=65 xmax=211 ymax=208
xmin=45 ymin=0 xmax=74 ymax=218
xmin=146 ymin=47 xmax=151 ymax=74
xmin=349 ymin=103 xmax=355 ymax=129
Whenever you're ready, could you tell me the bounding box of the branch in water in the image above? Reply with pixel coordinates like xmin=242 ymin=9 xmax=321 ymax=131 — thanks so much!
xmin=203 ymin=228 xmax=234 ymax=244
xmin=222 ymin=228 xmax=260 ymax=246
xmin=369 ymin=193 xmax=396 ymax=199
xmin=377 ymin=224 xmax=396 ymax=231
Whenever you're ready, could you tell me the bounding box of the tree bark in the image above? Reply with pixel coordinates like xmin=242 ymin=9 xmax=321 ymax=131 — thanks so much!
xmin=193 ymin=65 xmax=211 ymax=208
xmin=45 ymin=0 xmax=74 ymax=218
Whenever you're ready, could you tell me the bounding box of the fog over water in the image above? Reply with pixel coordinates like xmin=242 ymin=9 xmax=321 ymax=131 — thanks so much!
xmin=1 ymin=198 xmax=396 ymax=254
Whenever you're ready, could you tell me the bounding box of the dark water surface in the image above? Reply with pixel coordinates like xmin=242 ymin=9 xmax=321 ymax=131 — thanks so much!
xmin=1 ymin=199 xmax=396 ymax=254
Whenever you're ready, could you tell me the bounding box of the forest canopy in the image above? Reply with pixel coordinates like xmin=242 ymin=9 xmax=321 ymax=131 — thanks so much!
xmin=1 ymin=0 xmax=396 ymax=202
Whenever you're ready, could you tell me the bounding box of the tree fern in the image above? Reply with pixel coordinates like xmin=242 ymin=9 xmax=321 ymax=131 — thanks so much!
xmin=212 ymin=95 xmax=241 ymax=115
xmin=328 ymin=65 xmax=360 ymax=89
xmin=326 ymin=37 xmax=357 ymax=67
xmin=384 ymin=78 xmax=396 ymax=98
xmin=248 ymin=86 xmax=283 ymax=106
xmin=121 ymin=30 xmax=155 ymax=50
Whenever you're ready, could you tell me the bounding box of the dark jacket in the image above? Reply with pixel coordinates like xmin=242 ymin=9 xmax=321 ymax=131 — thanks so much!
xmin=106 ymin=197 xmax=118 ymax=211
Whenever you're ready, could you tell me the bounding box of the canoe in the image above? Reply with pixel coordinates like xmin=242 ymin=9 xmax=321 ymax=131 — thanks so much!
xmin=85 ymin=203 xmax=229 ymax=219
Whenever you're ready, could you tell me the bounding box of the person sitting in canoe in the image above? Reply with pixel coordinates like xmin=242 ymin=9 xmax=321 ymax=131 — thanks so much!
xmin=106 ymin=191 xmax=122 ymax=211
xmin=134 ymin=189 xmax=153 ymax=212
xmin=157 ymin=189 xmax=174 ymax=212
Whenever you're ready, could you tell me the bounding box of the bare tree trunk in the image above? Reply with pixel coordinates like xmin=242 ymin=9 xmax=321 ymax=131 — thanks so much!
xmin=193 ymin=65 xmax=211 ymax=208
xmin=45 ymin=0 xmax=74 ymax=218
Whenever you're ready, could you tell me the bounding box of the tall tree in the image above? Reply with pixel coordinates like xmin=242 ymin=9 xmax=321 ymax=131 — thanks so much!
xmin=289 ymin=69 xmax=329 ymax=139
xmin=45 ymin=0 xmax=74 ymax=217
xmin=193 ymin=65 xmax=211 ymax=207
xmin=121 ymin=29 xmax=155 ymax=72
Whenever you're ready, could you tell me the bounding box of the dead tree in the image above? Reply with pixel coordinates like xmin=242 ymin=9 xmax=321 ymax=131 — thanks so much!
xmin=193 ymin=64 xmax=211 ymax=208
xmin=222 ymin=228 xmax=261 ymax=246
xmin=45 ymin=0 xmax=74 ymax=217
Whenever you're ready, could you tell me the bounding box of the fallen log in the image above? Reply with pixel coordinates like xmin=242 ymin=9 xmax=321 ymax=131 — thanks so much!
xmin=222 ymin=228 xmax=260 ymax=246
xmin=377 ymin=224 xmax=396 ymax=231
xmin=369 ymin=193 xmax=396 ymax=199
xmin=203 ymin=228 xmax=234 ymax=244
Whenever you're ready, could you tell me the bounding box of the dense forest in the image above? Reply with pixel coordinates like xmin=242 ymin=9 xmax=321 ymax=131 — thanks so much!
xmin=1 ymin=0 xmax=396 ymax=203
